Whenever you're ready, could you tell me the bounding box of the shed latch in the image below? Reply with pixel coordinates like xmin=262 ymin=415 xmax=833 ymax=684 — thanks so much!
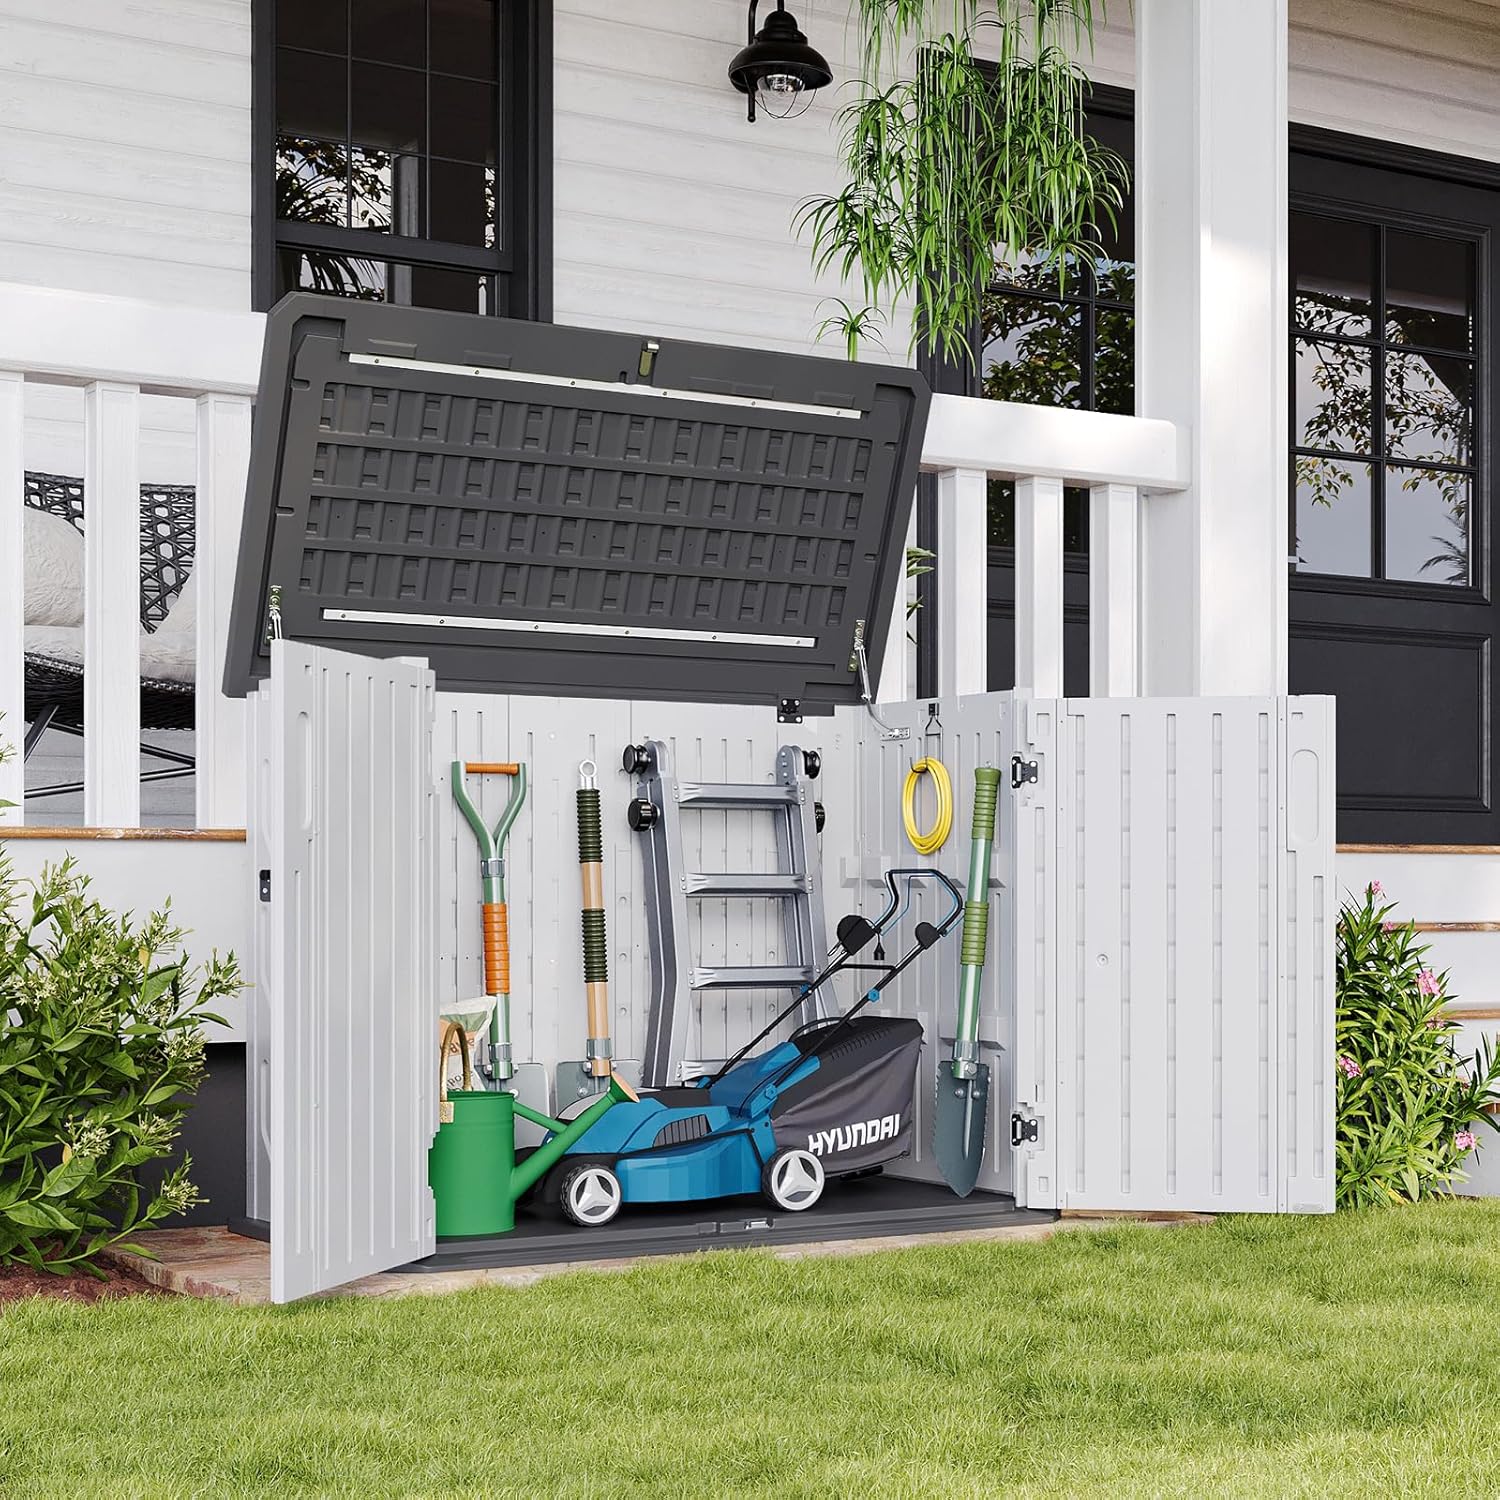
xmin=1011 ymin=1112 xmax=1039 ymax=1147
xmin=258 ymin=869 xmax=272 ymax=903
xmin=1011 ymin=755 xmax=1039 ymax=790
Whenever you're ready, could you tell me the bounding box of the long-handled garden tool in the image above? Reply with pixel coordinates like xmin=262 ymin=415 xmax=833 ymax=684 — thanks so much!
xmin=934 ymin=765 xmax=1001 ymax=1196
xmin=576 ymin=758 xmax=613 ymax=1093
xmin=452 ymin=759 xmax=527 ymax=1085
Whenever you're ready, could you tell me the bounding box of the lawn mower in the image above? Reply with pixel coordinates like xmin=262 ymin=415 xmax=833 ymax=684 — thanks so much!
xmin=533 ymin=867 xmax=964 ymax=1227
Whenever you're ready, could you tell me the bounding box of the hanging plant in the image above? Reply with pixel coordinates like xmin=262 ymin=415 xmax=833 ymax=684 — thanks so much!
xmin=800 ymin=1 xmax=1127 ymax=363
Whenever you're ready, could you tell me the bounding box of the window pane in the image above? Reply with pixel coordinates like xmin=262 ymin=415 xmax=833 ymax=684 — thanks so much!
xmin=347 ymin=145 xmax=395 ymax=233
xmin=987 ymin=480 xmax=1089 ymax=553
xmin=992 ymin=251 xmax=1070 ymax=299
xmin=1386 ymin=466 xmax=1471 ymax=585
xmin=277 ymin=0 xmax=347 ymax=55
xmin=352 ymin=59 xmax=426 ymax=156
xmin=430 ymin=76 xmax=497 ymax=163
xmin=276 ymin=138 xmax=349 ymax=228
xmin=1095 ymin=306 xmax=1134 ymax=415
xmin=1293 ymin=459 xmax=1372 ymax=578
xmin=276 ymin=47 xmax=347 ymax=141
xmin=1385 ymin=351 xmax=1472 ymax=467
xmin=1386 ymin=230 xmax=1475 ymax=353
xmin=980 ymin=295 xmax=1083 ymax=408
xmin=1296 ymin=339 xmax=1372 ymax=454
xmin=280 ymin=248 xmax=495 ymax=314
xmin=430 ymin=0 xmax=497 ymax=79
xmin=1094 ymin=255 xmax=1133 ymax=306
xmin=429 ymin=158 xmax=493 ymax=247
xmin=352 ymin=0 xmax=426 ymax=68
xmin=1292 ymin=213 xmax=1374 ymax=338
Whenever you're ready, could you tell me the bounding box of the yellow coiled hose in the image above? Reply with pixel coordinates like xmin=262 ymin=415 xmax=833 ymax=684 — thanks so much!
xmin=902 ymin=757 xmax=953 ymax=855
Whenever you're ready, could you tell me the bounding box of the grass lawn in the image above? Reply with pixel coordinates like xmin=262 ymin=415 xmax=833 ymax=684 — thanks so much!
xmin=2 ymin=1200 xmax=1498 ymax=1497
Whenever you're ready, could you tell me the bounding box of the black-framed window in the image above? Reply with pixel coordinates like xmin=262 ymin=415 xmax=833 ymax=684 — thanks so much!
xmin=972 ymin=94 xmax=1135 ymax=553
xmin=1291 ymin=212 xmax=1479 ymax=587
xmin=255 ymin=0 xmax=550 ymax=319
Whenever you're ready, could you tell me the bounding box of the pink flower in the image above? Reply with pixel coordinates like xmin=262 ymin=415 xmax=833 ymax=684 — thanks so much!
xmin=1367 ymin=880 xmax=1384 ymax=898
xmin=1383 ymin=921 xmax=1400 ymax=932
xmin=1338 ymin=1055 xmax=1362 ymax=1079
xmin=1455 ymin=1130 xmax=1478 ymax=1153
xmin=1417 ymin=968 xmax=1442 ymax=997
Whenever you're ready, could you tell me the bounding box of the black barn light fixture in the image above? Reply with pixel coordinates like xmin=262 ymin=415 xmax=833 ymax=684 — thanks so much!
xmin=727 ymin=1 xmax=833 ymax=123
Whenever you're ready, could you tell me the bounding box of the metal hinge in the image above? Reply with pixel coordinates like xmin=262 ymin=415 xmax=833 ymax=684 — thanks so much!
xmin=1011 ymin=1112 xmax=1039 ymax=1147
xmin=778 ymin=697 xmax=803 ymax=724
xmin=1011 ymin=755 xmax=1039 ymax=790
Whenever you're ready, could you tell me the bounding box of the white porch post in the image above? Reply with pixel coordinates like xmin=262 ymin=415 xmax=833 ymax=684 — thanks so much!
xmin=84 ymin=381 xmax=142 ymax=827
xmin=0 ymin=372 xmax=22 ymax=818
xmin=1136 ymin=0 xmax=1289 ymax=696
xmin=1014 ymin=475 xmax=1064 ymax=698
xmin=934 ymin=467 xmax=988 ymax=697
xmin=195 ymin=393 xmax=253 ymax=827
xmin=1089 ymin=482 xmax=1139 ymax=696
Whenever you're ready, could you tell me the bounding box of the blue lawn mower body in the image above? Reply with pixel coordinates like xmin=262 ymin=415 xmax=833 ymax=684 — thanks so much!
xmin=537 ymin=869 xmax=963 ymax=1227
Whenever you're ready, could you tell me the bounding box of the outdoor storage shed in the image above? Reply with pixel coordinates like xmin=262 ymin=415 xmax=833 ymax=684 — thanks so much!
xmin=229 ymin=297 xmax=1337 ymax=1302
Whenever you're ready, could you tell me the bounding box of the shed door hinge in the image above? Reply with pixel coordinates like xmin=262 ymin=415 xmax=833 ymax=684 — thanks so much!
xmin=1011 ymin=1112 xmax=1039 ymax=1147
xmin=1011 ymin=755 xmax=1039 ymax=790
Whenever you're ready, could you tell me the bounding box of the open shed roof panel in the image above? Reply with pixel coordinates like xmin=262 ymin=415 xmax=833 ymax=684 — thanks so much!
xmin=224 ymin=295 xmax=929 ymax=707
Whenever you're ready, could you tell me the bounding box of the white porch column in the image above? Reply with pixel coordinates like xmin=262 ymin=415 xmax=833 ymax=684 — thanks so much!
xmin=1089 ymin=482 xmax=1139 ymax=696
xmin=1136 ymin=0 xmax=1289 ymax=696
xmin=84 ymin=381 xmax=141 ymax=827
xmin=1014 ymin=475 xmax=1064 ymax=698
xmin=195 ymin=393 xmax=253 ymax=827
xmin=0 ymin=372 xmax=22 ymax=819
xmin=934 ymin=467 xmax=988 ymax=698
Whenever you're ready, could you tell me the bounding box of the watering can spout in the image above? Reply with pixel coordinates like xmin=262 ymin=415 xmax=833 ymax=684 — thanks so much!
xmin=509 ymin=1073 xmax=635 ymax=1203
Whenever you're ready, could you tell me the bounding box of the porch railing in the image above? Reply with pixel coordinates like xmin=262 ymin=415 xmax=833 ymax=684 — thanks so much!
xmin=0 ymin=284 xmax=262 ymax=828
xmin=0 ymin=281 xmax=1188 ymax=830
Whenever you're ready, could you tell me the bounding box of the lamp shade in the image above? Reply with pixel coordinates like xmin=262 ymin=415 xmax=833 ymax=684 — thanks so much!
xmin=728 ymin=2 xmax=833 ymax=121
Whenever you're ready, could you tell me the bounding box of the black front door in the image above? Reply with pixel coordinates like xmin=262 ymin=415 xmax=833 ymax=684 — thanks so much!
xmin=926 ymin=106 xmax=1500 ymax=844
xmin=1288 ymin=149 xmax=1498 ymax=843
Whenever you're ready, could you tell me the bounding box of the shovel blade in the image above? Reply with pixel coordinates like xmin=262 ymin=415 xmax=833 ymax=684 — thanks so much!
xmin=934 ymin=1061 xmax=990 ymax=1197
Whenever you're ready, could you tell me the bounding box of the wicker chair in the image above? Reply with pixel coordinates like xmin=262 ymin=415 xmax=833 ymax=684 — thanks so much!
xmin=22 ymin=472 xmax=197 ymax=800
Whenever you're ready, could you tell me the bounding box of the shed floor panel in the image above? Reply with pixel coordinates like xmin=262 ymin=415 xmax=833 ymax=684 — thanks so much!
xmin=409 ymin=1175 xmax=1049 ymax=1273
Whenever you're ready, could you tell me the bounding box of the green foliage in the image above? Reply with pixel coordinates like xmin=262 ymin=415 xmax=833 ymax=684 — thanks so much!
xmin=799 ymin=1 xmax=1127 ymax=363
xmin=1336 ymin=882 xmax=1500 ymax=1208
xmin=0 ymin=855 xmax=240 ymax=1273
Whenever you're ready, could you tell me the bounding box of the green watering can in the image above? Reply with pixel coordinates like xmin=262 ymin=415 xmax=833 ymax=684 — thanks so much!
xmin=429 ymin=1022 xmax=633 ymax=1237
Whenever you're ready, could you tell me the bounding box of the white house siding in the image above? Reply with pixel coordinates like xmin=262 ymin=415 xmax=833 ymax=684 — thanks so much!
xmin=0 ymin=0 xmax=1494 ymax=341
xmin=0 ymin=0 xmax=252 ymax=310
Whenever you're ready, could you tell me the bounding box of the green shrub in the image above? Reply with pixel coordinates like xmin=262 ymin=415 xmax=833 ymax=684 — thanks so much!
xmin=1337 ymin=881 xmax=1500 ymax=1208
xmin=0 ymin=853 xmax=241 ymax=1272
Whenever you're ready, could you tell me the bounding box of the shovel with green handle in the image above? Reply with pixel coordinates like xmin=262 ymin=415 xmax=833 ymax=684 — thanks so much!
xmin=934 ymin=765 xmax=1001 ymax=1196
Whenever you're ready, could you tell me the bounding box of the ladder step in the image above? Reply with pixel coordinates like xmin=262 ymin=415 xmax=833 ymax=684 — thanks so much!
xmin=682 ymin=871 xmax=811 ymax=897
xmin=676 ymin=781 xmax=800 ymax=808
xmin=691 ymin=964 xmax=816 ymax=990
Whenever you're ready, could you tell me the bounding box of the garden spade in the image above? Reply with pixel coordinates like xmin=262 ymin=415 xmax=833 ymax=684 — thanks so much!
xmin=934 ymin=766 xmax=1001 ymax=1196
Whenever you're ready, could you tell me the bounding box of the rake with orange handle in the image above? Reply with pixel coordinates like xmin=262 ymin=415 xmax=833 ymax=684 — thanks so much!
xmin=452 ymin=759 xmax=528 ymax=1084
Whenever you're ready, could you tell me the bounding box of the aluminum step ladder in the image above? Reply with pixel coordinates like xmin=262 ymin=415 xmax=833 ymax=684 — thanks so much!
xmin=623 ymin=738 xmax=831 ymax=1087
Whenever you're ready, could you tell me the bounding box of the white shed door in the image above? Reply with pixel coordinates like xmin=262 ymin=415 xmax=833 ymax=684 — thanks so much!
xmin=1049 ymin=697 xmax=1336 ymax=1215
xmin=267 ymin=642 xmax=438 ymax=1302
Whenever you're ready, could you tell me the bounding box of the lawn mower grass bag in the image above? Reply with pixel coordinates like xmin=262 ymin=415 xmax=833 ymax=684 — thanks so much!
xmin=770 ymin=1015 xmax=924 ymax=1174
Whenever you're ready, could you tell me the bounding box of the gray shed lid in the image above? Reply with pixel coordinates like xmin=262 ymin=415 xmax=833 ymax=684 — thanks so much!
xmin=224 ymin=295 xmax=930 ymax=707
